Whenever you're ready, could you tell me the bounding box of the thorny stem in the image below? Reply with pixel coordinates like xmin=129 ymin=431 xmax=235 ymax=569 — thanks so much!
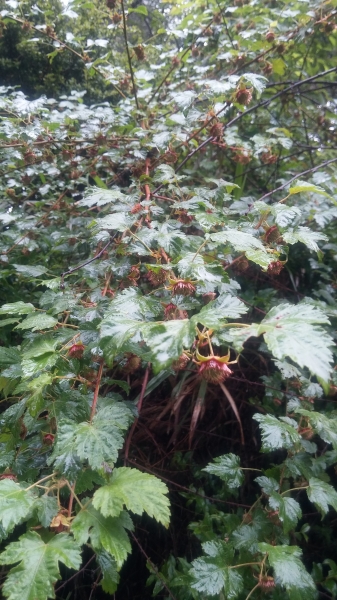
xmin=89 ymin=362 xmax=104 ymax=423
xmin=121 ymin=0 xmax=139 ymax=110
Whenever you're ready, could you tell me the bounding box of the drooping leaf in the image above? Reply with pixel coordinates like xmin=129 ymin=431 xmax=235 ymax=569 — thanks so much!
xmin=96 ymin=550 xmax=120 ymax=594
xmin=307 ymin=477 xmax=337 ymax=515
xmin=71 ymin=502 xmax=131 ymax=568
xmin=93 ymin=467 xmax=170 ymax=526
xmin=254 ymin=414 xmax=301 ymax=451
xmin=203 ymin=454 xmax=244 ymax=489
xmin=50 ymin=404 xmax=133 ymax=475
xmin=258 ymin=543 xmax=316 ymax=600
xmin=0 ymin=531 xmax=81 ymax=600
xmin=0 ymin=302 xmax=35 ymax=316
xmin=0 ymin=480 xmax=36 ymax=533
xmin=268 ymin=493 xmax=302 ymax=533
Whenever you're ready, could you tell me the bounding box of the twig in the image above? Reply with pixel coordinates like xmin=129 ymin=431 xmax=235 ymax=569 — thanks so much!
xmin=55 ymin=555 xmax=96 ymax=592
xmin=257 ymin=157 xmax=337 ymax=202
xmin=121 ymin=0 xmax=139 ymax=110
xmin=90 ymin=362 xmax=104 ymax=423
xmin=124 ymin=364 xmax=151 ymax=464
xmin=60 ymin=236 xmax=115 ymax=285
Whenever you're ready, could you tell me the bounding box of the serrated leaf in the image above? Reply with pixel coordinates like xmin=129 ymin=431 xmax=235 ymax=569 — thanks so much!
xmin=193 ymin=295 xmax=247 ymax=329
xmin=289 ymin=180 xmax=332 ymax=199
xmin=283 ymin=227 xmax=328 ymax=252
xmin=80 ymin=187 xmax=126 ymax=207
xmin=33 ymin=496 xmax=59 ymax=528
xmin=258 ymin=543 xmax=316 ymax=599
xmin=50 ymin=404 xmax=133 ymax=475
xmin=296 ymin=409 xmax=337 ymax=449
xmin=0 ymin=302 xmax=35 ymax=316
xmin=0 ymin=347 xmax=21 ymax=367
xmin=203 ymin=454 xmax=244 ymax=489
xmin=271 ymin=204 xmax=301 ymax=227
xmin=245 ymin=249 xmax=274 ymax=270
xmin=190 ymin=557 xmax=243 ymax=597
xmin=255 ymin=476 xmax=279 ymax=495
xmin=15 ymin=314 xmax=58 ymax=331
xmin=307 ymin=477 xmax=337 ymax=515
xmin=142 ymin=319 xmax=195 ymax=372
xmin=96 ymin=550 xmax=120 ymax=594
xmin=257 ymin=303 xmax=333 ymax=382
xmin=93 ymin=467 xmax=170 ymax=526
xmin=71 ymin=503 xmax=131 ymax=568
xmin=254 ymin=413 xmax=301 ymax=451
xmin=0 ymin=531 xmax=81 ymax=600
xmin=269 ymin=493 xmax=302 ymax=533
xmin=209 ymin=229 xmax=265 ymax=253
xmin=0 ymin=480 xmax=36 ymax=533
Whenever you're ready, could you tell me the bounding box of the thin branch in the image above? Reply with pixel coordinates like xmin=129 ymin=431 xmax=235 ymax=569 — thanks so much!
xmin=121 ymin=0 xmax=139 ymax=110
xmin=55 ymin=555 xmax=96 ymax=592
xmin=257 ymin=157 xmax=337 ymax=202
xmin=60 ymin=236 xmax=115 ymax=285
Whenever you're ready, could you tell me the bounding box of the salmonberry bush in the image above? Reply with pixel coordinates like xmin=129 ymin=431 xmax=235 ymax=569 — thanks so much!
xmin=0 ymin=0 xmax=337 ymax=598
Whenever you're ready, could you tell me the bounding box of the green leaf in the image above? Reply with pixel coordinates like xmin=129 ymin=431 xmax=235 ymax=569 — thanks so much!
xmin=0 ymin=348 xmax=21 ymax=367
xmin=193 ymin=295 xmax=248 ymax=329
xmin=96 ymin=550 xmax=120 ymax=594
xmin=258 ymin=543 xmax=316 ymax=599
xmin=269 ymin=493 xmax=302 ymax=533
xmin=15 ymin=314 xmax=58 ymax=331
xmin=258 ymin=303 xmax=333 ymax=382
xmin=0 ymin=480 xmax=36 ymax=533
xmin=33 ymin=496 xmax=59 ymax=528
xmin=129 ymin=5 xmax=148 ymax=15
xmin=254 ymin=414 xmax=301 ymax=451
xmin=50 ymin=404 xmax=133 ymax=475
xmin=283 ymin=227 xmax=328 ymax=253
xmin=142 ymin=319 xmax=195 ymax=372
xmin=296 ymin=409 xmax=337 ymax=449
xmin=13 ymin=264 xmax=48 ymax=277
xmin=0 ymin=302 xmax=35 ymax=316
xmin=209 ymin=229 xmax=266 ymax=253
xmin=190 ymin=556 xmax=243 ymax=597
xmin=71 ymin=502 xmax=131 ymax=568
xmin=289 ymin=180 xmax=333 ymax=199
xmin=203 ymin=454 xmax=244 ymax=489
xmin=0 ymin=531 xmax=81 ymax=600
xmin=307 ymin=477 xmax=337 ymax=515
xmin=93 ymin=467 xmax=170 ymax=526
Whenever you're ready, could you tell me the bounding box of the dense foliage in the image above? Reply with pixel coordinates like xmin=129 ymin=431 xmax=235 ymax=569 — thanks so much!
xmin=0 ymin=0 xmax=337 ymax=598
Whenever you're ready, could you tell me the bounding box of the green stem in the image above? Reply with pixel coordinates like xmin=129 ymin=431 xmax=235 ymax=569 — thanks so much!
xmin=25 ymin=472 xmax=57 ymax=491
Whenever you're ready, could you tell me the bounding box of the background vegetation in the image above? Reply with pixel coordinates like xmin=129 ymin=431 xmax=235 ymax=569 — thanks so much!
xmin=0 ymin=0 xmax=337 ymax=599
